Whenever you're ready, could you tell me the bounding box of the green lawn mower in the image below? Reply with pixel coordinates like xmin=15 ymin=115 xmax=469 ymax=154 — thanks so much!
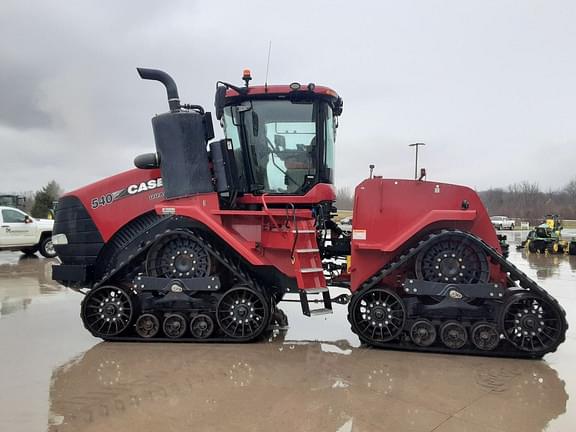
xmin=519 ymin=215 xmax=576 ymax=255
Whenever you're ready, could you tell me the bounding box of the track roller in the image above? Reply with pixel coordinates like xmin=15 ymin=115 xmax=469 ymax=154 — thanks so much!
xmin=135 ymin=314 xmax=160 ymax=338
xmin=440 ymin=321 xmax=468 ymax=349
xmin=163 ymin=314 xmax=187 ymax=338
xmin=190 ymin=314 xmax=215 ymax=339
xmin=470 ymin=322 xmax=500 ymax=351
xmin=410 ymin=320 xmax=437 ymax=347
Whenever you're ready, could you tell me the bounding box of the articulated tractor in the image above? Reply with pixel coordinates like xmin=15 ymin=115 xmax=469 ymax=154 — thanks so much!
xmin=52 ymin=69 xmax=567 ymax=358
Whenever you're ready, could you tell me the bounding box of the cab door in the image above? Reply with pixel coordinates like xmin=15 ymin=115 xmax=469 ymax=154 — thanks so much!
xmin=0 ymin=208 xmax=37 ymax=246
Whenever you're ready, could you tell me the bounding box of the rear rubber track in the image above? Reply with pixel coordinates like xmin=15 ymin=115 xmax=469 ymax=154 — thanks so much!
xmin=348 ymin=229 xmax=568 ymax=359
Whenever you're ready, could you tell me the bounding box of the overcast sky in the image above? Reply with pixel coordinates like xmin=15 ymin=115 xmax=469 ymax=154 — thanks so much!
xmin=1 ymin=0 xmax=575 ymax=194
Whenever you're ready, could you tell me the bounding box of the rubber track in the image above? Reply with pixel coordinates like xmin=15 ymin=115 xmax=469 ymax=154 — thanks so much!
xmin=83 ymin=227 xmax=271 ymax=342
xmin=348 ymin=229 xmax=568 ymax=358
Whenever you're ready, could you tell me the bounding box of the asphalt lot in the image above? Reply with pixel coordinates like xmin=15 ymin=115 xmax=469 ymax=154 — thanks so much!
xmin=0 ymin=232 xmax=575 ymax=432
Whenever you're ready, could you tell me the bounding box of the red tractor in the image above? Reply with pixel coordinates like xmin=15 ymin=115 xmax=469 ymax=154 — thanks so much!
xmin=52 ymin=68 xmax=566 ymax=358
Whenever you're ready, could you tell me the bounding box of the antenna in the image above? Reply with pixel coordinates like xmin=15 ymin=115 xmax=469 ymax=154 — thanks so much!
xmin=265 ymin=40 xmax=272 ymax=91
xmin=408 ymin=142 xmax=426 ymax=180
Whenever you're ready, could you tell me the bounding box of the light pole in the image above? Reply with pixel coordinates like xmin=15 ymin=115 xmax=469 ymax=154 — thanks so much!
xmin=408 ymin=142 xmax=425 ymax=180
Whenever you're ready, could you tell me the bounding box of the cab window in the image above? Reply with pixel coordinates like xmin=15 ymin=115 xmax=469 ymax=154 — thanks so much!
xmin=231 ymin=100 xmax=318 ymax=194
xmin=2 ymin=209 xmax=28 ymax=223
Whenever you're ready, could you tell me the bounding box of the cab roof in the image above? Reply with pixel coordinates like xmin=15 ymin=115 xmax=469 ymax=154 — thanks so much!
xmin=225 ymin=84 xmax=339 ymax=99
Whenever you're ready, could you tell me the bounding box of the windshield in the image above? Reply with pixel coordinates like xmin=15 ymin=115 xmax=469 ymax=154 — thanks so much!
xmin=225 ymin=100 xmax=323 ymax=194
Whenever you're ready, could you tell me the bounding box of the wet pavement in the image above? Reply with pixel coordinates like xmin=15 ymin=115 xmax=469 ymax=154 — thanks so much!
xmin=0 ymin=232 xmax=575 ymax=432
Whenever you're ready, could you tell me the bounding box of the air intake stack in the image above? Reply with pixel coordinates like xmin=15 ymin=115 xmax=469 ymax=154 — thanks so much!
xmin=136 ymin=68 xmax=214 ymax=199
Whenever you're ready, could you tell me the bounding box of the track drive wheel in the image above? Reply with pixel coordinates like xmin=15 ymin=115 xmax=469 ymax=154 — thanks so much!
xmin=500 ymin=293 xmax=565 ymax=355
xmin=216 ymin=286 xmax=270 ymax=340
xmin=349 ymin=288 xmax=406 ymax=345
xmin=81 ymin=286 xmax=134 ymax=338
xmin=146 ymin=233 xmax=213 ymax=278
xmin=415 ymin=234 xmax=489 ymax=284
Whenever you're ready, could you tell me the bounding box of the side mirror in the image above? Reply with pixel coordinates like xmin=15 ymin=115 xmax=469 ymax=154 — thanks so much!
xmin=214 ymin=86 xmax=227 ymax=120
xmin=333 ymin=97 xmax=343 ymax=116
xmin=24 ymin=216 xmax=33 ymax=224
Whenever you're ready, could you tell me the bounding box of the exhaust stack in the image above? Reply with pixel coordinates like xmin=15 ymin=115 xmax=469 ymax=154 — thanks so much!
xmin=137 ymin=68 xmax=181 ymax=112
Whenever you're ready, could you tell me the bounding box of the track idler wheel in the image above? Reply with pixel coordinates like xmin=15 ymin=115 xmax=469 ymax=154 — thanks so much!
xmin=190 ymin=314 xmax=215 ymax=339
xmin=440 ymin=321 xmax=468 ymax=349
xmin=471 ymin=322 xmax=500 ymax=351
xmin=501 ymin=293 xmax=565 ymax=355
xmin=81 ymin=285 xmax=133 ymax=338
xmin=216 ymin=286 xmax=270 ymax=340
xmin=410 ymin=320 xmax=437 ymax=347
xmin=415 ymin=234 xmax=489 ymax=284
xmin=163 ymin=314 xmax=187 ymax=338
xmin=349 ymin=288 xmax=406 ymax=345
xmin=135 ymin=313 xmax=160 ymax=338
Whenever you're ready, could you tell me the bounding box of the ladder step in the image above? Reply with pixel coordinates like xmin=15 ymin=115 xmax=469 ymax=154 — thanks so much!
xmin=309 ymin=308 xmax=333 ymax=316
xmin=296 ymin=248 xmax=319 ymax=253
xmin=293 ymin=229 xmax=316 ymax=233
xmin=299 ymin=288 xmax=333 ymax=317
xmin=300 ymin=267 xmax=324 ymax=274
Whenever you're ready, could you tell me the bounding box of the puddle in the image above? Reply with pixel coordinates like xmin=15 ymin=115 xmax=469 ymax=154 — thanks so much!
xmin=0 ymin=236 xmax=574 ymax=431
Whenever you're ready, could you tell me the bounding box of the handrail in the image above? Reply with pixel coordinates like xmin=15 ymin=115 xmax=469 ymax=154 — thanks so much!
xmin=261 ymin=194 xmax=280 ymax=229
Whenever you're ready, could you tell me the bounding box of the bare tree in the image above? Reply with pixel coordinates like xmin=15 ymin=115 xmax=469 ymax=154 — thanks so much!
xmin=335 ymin=186 xmax=354 ymax=210
xmin=480 ymin=180 xmax=576 ymax=222
xmin=564 ymin=178 xmax=576 ymax=200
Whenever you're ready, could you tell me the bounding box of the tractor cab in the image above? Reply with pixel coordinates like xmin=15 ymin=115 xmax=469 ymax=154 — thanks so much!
xmin=134 ymin=68 xmax=342 ymax=207
xmin=214 ymin=70 xmax=343 ymax=196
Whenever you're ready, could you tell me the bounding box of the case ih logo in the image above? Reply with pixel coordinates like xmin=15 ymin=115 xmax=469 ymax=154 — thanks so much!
xmin=91 ymin=178 xmax=164 ymax=209
xmin=127 ymin=178 xmax=163 ymax=195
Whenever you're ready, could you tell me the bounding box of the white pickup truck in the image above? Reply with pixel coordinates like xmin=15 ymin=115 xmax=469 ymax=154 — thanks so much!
xmin=490 ymin=215 xmax=515 ymax=231
xmin=0 ymin=206 xmax=56 ymax=258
